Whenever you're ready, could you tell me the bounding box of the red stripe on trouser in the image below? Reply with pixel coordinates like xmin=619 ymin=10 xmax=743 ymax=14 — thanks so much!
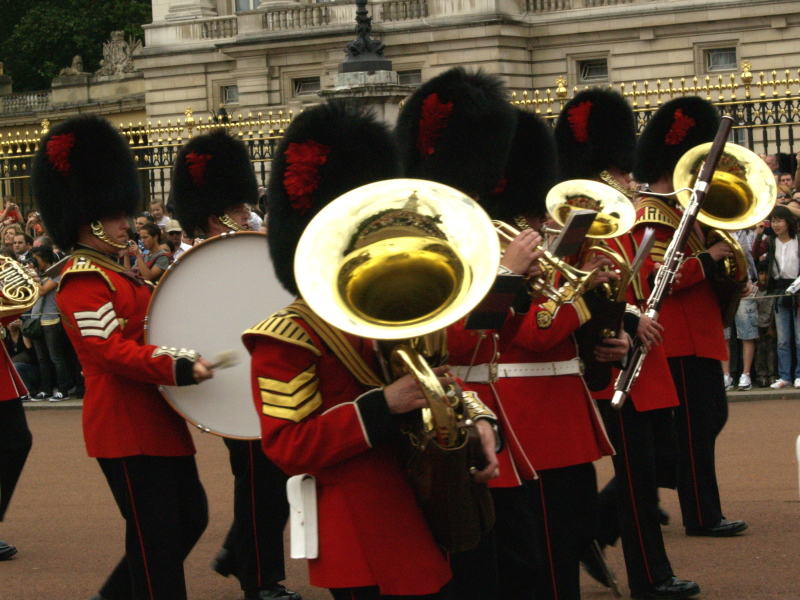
xmin=122 ymin=458 xmax=155 ymax=600
xmin=248 ymin=443 xmax=263 ymax=586
xmin=678 ymin=359 xmax=703 ymax=525
xmin=538 ymin=478 xmax=560 ymax=600
xmin=618 ymin=411 xmax=653 ymax=584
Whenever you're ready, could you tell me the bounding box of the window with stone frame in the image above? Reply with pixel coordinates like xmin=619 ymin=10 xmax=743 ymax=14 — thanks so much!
xmin=705 ymin=47 xmax=737 ymax=72
xmin=578 ymin=58 xmax=609 ymax=83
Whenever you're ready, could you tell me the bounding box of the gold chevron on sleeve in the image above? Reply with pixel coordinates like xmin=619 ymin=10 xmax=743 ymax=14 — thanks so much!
xmin=258 ymin=365 xmax=322 ymax=422
xmin=244 ymin=313 xmax=321 ymax=356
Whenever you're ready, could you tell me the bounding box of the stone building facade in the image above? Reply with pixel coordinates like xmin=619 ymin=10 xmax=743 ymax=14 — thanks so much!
xmin=138 ymin=0 xmax=800 ymax=128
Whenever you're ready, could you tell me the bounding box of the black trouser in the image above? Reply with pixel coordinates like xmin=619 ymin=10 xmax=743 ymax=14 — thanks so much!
xmin=97 ymin=455 xmax=208 ymax=600
xmin=668 ymin=356 xmax=729 ymax=530
xmin=0 ymin=397 xmax=32 ymax=521
xmin=448 ymin=527 xmax=500 ymax=600
xmin=221 ymin=438 xmax=290 ymax=592
xmin=597 ymin=402 xmax=678 ymax=594
xmin=330 ymin=587 xmax=448 ymax=600
xmin=492 ymin=462 xmax=598 ymax=600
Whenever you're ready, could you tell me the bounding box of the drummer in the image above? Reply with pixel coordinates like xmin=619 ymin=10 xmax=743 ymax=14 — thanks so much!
xmin=171 ymin=129 xmax=301 ymax=600
xmin=31 ymin=114 xmax=215 ymax=600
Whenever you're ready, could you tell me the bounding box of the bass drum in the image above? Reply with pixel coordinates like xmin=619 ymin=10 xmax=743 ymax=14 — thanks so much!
xmin=145 ymin=231 xmax=295 ymax=439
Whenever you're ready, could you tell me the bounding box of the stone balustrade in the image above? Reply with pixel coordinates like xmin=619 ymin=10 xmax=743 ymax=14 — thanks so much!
xmin=0 ymin=91 xmax=51 ymax=115
xmin=201 ymin=15 xmax=238 ymax=39
xmin=262 ymin=5 xmax=333 ymax=31
xmin=380 ymin=0 xmax=429 ymax=22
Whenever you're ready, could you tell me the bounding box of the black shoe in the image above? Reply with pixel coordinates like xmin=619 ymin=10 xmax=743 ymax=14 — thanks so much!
xmin=632 ymin=577 xmax=700 ymax=599
xmin=581 ymin=545 xmax=610 ymax=587
xmin=244 ymin=584 xmax=303 ymax=600
xmin=657 ymin=506 xmax=670 ymax=526
xmin=686 ymin=517 xmax=748 ymax=537
xmin=0 ymin=540 xmax=17 ymax=560
xmin=211 ymin=548 xmax=235 ymax=577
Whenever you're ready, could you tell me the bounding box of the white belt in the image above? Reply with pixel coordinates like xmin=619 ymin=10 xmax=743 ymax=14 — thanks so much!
xmin=454 ymin=358 xmax=584 ymax=383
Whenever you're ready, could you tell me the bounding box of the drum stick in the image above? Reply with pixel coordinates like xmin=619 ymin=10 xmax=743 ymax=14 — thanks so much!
xmin=210 ymin=350 xmax=240 ymax=370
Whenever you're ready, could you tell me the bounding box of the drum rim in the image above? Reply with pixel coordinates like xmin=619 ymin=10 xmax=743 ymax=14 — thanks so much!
xmin=145 ymin=230 xmax=268 ymax=440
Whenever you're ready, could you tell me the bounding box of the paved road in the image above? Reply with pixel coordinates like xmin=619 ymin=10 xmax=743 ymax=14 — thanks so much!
xmin=2 ymin=395 xmax=800 ymax=600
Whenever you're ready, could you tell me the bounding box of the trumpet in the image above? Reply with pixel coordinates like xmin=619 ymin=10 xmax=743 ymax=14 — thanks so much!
xmin=493 ymin=220 xmax=599 ymax=311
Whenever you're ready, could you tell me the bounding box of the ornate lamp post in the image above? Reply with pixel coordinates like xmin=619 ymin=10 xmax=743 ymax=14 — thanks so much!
xmin=339 ymin=0 xmax=392 ymax=74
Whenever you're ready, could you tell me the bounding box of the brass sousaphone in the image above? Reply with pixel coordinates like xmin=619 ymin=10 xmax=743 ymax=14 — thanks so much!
xmin=294 ymin=178 xmax=501 ymax=552
xmin=673 ymin=143 xmax=776 ymax=325
xmin=673 ymin=142 xmax=777 ymax=283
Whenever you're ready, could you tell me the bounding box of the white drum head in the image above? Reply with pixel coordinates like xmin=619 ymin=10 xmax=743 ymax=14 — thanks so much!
xmin=146 ymin=231 xmax=295 ymax=439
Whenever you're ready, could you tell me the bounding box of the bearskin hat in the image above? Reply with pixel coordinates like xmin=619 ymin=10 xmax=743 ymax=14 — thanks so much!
xmin=267 ymin=100 xmax=400 ymax=296
xmin=479 ymin=109 xmax=558 ymax=223
xmin=31 ymin=115 xmax=140 ymax=251
xmin=632 ymin=96 xmax=721 ymax=185
xmin=394 ymin=67 xmax=517 ymax=199
xmin=171 ymin=128 xmax=258 ymax=237
xmin=554 ymin=87 xmax=636 ymax=181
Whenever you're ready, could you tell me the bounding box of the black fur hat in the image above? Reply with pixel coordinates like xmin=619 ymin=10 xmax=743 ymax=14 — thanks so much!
xmin=171 ymin=128 xmax=258 ymax=237
xmin=554 ymin=87 xmax=636 ymax=181
xmin=480 ymin=109 xmax=558 ymax=222
xmin=394 ymin=67 xmax=517 ymax=199
xmin=267 ymin=101 xmax=400 ymax=296
xmin=31 ymin=114 xmax=140 ymax=251
xmin=632 ymin=96 xmax=721 ymax=184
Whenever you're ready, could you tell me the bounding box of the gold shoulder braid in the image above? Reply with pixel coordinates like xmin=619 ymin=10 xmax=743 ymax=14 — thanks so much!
xmin=59 ymin=254 xmax=118 ymax=292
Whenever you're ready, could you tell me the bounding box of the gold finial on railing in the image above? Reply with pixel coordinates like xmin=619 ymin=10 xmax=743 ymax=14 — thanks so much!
xmin=555 ymin=76 xmax=567 ymax=106
xmin=185 ymin=107 xmax=195 ymax=137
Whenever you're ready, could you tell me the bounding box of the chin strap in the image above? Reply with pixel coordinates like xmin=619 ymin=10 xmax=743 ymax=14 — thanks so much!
xmin=219 ymin=214 xmax=246 ymax=232
xmin=599 ymin=170 xmax=635 ymax=200
xmin=91 ymin=221 xmax=128 ymax=250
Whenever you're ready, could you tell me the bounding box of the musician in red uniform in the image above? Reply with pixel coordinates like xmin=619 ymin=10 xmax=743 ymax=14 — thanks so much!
xmin=171 ymin=129 xmax=300 ymax=600
xmin=31 ymin=115 xmax=214 ymax=600
xmin=0 ymin=314 xmax=33 ymax=561
xmin=433 ymin=107 xmax=619 ymax=600
xmin=554 ymin=89 xmax=701 ymax=600
xmin=631 ymin=97 xmax=748 ymax=539
xmin=246 ymin=100 xmax=499 ymax=600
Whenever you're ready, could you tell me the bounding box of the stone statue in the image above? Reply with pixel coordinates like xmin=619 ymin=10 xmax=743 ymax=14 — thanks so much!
xmin=58 ymin=55 xmax=86 ymax=77
xmin=96 ymin=31 xmax=142 ymax=76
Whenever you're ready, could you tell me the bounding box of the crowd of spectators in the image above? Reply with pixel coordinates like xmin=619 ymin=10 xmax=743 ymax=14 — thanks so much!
xmin=1 ymin=195 xmax=266 ymax=402
xmin=723 ymin=151 xmax=800 ymax=391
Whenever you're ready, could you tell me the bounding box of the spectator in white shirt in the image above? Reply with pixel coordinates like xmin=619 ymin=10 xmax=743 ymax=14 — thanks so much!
xmin=149 ymin=200 xmax=170 ymax=228
xmin=753 ymin=205 xmax=800 ymax=388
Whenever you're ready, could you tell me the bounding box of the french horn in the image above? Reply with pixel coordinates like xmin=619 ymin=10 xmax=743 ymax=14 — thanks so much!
xmin=0 ymin=257 xmax=39 ymax=317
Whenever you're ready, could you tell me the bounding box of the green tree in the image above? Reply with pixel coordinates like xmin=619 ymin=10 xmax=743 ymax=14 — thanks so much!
xmin=0 ymin=0 xmax=151 ymax=92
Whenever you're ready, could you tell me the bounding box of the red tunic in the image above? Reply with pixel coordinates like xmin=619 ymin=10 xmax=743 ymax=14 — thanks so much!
xmin=634 ymin=196 xmax=727 ymax=361
xmin=588 ymin=233 xmax=680 ymax=411
xmin=56 ymin=248 xmax=196 ymax=458
xmin=448 ymin=299 xmax=614 ymax=488
xmin=243 ymin=310 xmax=451 ymax=596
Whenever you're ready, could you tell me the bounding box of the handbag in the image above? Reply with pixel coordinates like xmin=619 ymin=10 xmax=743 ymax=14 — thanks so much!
xmin=21 ymin=317 xmax=42 ymax=340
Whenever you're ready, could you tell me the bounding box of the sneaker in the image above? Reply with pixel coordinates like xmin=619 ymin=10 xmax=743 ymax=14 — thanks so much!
xmin=31 ymin=392 xmax=49 ymax=401
xmin=771 ymin=378 xmax=791 ymax=389
xmin=795 ymin=378 xmax=800 ymax=389
xmin=737 ymin=374 xmax=752 ymax=391
xmin=723 ymin=373 xmax=734 ymax=391
xmin=48 ymin=391 xmax=65 ymax=402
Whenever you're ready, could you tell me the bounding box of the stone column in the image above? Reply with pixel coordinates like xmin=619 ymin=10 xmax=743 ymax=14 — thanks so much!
xmin=165 ymin=1 xmax=218 ymax=20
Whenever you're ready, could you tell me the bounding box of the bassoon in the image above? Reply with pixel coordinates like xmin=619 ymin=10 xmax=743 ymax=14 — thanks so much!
xmin=611 ymin=116 xmax=734 ymax=409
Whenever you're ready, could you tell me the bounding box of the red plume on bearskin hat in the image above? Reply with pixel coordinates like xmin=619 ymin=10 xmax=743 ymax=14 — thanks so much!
xmin=31 ymin=114 xmax=140 ymax=251
xmin=480 ymin=109 xmax=558 ymax=223
xmin=267 ymin=100 xmax=400 ymax=296
xmin=554 ymin=87 xmax=636 ymax=181
xmin=632 ymin=96 xmax=721 ymax=185
xmin=394 ymin=67 xmax=517 ymax=199
xmin=171 ymin=128 xmax=258 ymax=238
